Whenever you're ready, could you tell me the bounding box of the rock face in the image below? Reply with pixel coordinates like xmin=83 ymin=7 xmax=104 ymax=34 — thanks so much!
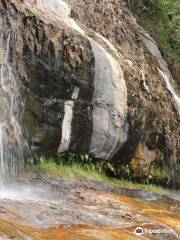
xmin=130 ymin=143 xmax=156 ymax=178
xmin=0 ymin=0 xmax=179 ymax=174
xmin=88 ymin=38 xmax=127 ymax=159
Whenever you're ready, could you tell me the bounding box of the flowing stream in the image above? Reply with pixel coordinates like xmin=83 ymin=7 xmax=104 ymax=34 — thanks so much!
xmin=0 ymin=33 xmax=24 ymax=188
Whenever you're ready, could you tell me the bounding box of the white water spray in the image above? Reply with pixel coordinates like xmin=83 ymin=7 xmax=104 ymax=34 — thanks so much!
xmin=158 ymin=68 xmax=180 ymax=114
xmin=0 ymin=33 xmax=25 ymax=187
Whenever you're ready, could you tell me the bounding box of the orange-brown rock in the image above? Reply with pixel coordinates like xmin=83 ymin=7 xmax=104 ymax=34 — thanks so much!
xmin=0 ymin=178 xmax=179 ymax=240
xmin=130 ymin=143 xmax=156 ymax=178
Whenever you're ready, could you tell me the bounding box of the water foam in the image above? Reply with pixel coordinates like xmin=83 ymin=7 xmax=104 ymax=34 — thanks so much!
xmin=0 ymin=33 xmax=25 ymax=187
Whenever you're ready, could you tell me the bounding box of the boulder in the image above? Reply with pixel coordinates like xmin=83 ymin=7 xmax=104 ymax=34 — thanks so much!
xmin=0 ymin=0 xmax=179 ymax=175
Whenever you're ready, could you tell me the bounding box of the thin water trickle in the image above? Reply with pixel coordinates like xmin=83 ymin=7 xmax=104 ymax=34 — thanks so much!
xmin=158 ymin=68 xmax=180 ymax=114
xmin=0 ymin=33 xmax=25 ymax=188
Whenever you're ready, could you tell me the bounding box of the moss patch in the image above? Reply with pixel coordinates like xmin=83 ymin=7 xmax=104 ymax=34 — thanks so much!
xmin=132 ymin=0 xmax=180 ymax=79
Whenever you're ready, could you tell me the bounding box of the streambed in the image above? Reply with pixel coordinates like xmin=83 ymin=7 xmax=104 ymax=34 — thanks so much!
xmin=0 ymin=176 xmax=179 ymax=240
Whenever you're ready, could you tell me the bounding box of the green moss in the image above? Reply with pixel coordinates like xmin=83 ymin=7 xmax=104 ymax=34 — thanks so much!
xmin=134 ymin=0 xmax=180 ymax=64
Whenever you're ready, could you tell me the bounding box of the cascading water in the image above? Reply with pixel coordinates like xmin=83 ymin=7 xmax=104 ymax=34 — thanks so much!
xmin=158 ymin=68 xmax=180 ymax=114
xmin=0 ymin=33 xmax=25 ymax=188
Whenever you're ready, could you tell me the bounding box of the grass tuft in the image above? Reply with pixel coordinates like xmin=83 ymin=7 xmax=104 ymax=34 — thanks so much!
xmin=27 ymin=158 xmax=169 ymax=195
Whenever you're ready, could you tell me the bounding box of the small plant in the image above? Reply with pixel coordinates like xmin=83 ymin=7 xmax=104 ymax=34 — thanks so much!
xmin=116 ymin=164 xmax=132 ymax=180
xmin=106 ymin=163 xmax=116 ymax=175
xmin=134 ymin=0 xmax=180 ymax=65
xmin=80 ymin=154 xmax=92 ymax=164
xmin=25 ymin=156 xmax=169 ymax=194
xmin=27 ymin=153 xmax=175 ymax=191
xmin=54 ymin=153 xmax=93 ymax=166
xmin=148 ymin=163 xmax=172 ymax=186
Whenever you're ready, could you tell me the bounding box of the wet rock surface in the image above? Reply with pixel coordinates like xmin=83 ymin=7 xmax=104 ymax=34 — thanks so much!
xmin=0 ymin=0 xmax=179 ymax=172
xmin=0 ymin=1 xmax=179 ymax=239
xmin=0 ymin=177 xmax=179 ymax=239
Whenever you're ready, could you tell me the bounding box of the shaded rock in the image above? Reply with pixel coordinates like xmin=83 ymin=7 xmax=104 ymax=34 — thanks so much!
xmin=130 ymin=143 xmax=156 ymax=178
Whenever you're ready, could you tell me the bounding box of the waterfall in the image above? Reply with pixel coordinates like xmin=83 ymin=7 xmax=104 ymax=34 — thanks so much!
xmin=158 ymin=68 xmax=180 ymax=114
xmin=0 ymin=33 xmax=25 ymax=187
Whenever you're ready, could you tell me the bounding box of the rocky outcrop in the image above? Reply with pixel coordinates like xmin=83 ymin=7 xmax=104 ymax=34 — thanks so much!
xmin=63 ymin=0 xmax=179 ymax=171
xmin=88 ymin=38 xmax=127 ymax=159
xmin=38 ymin=0 xmax=128 ymax=159
xmin=0 ymin=0 xmax=179 ymax=176
xmin=0 ymin=177 xmax=179 ymax=240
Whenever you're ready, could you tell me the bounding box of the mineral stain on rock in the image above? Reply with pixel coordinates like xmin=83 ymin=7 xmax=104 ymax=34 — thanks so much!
xmin=0 ymin=178 xmax=179 ymax=240
xmin=0 ymin=0 xmax=179 ymax=239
